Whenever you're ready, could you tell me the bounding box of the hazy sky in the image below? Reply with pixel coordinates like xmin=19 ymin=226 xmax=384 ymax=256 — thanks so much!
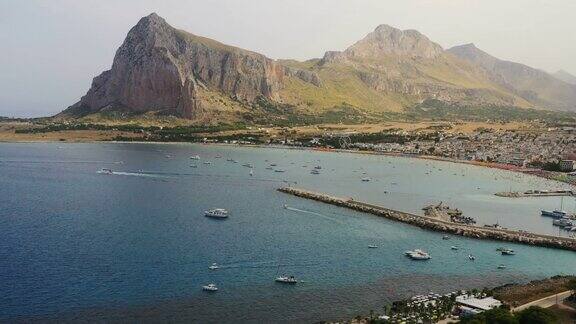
xmin=1 ymin=0 xmax=575 ymax=117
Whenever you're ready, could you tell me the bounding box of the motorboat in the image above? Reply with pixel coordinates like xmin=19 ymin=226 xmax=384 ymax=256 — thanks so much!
xmin=203 ymin=161 xmax=212 ymax=165
xmin=202 ymin=283 xmax=218 ymax=291
xmin=442 ymin=235 xmax=450 ymax=240
xmin=275 ymin=275 xmax=298 ymax=284
xmin=99 ymin=168 xmax=113 ymax=175
xmin=208 ymin=263 xmax=219 ymax=270
xmin=497 ymin=264 xmax=507 ymax=269
xmin=361 ymin=177 xmax=371 ymax=182
xmin=501 ymin=249 xmax=515 ymax=255
xmin=249 ymin=170 xmax=254 ymax=176
xmin=314 ymin=166 xmax=322 ymax=170
xmin=553 ymin=218 xmax=573 ymax=227
xmin=368 ymin=245 xmax=378 ymax=249
xmin=468 ymin=254 xmax=475 ymax=261
xmin=405 ymin=249 xmax=431 ymax=260
xmin=451 ymin=246 xmax=459 ymax=250
xmin=205 ymin=209 xmax=229 ymax=219
xmin=190 ymin=155 xmax=200 ymax=160
xmin=275 ymin=169 xmax=286 ymax=173
xmin=190 ymin=165 xmax=197 ymax=168
xmin=310 ymin=169 xmax=320 ymax=175
xmin=242 ymin=163 xmax=253 ymax=168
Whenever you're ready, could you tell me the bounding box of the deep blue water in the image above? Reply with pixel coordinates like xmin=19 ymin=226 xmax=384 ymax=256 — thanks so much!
xmin=0 ymin=142 xmax=575 ymax=323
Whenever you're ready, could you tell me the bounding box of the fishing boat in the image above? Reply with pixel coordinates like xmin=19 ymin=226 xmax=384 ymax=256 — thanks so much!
xmin=202 ymin=283 xmax=218 ymax=291
xmin=204 ymin=208 xmax=229 ymax=219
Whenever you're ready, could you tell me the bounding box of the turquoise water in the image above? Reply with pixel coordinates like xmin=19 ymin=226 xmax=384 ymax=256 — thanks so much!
xmin=0 ymin=142 xmax=574 ymax=322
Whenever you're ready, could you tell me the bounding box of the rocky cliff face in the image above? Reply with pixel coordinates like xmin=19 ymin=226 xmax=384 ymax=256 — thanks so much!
xmin=65 ymin=13 xmax=319 ymax=119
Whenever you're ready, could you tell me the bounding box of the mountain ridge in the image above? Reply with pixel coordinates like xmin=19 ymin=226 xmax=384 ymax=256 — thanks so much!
xmin=63 ymin=13 xmax=576 ymax=122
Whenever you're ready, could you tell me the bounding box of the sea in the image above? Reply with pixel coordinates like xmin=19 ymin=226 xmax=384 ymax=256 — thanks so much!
xmin=0 ymin=142 xmax=575 ymax=322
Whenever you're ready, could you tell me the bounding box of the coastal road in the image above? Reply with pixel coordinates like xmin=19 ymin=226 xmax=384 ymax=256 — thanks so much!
xmin=512 ymin=290 xmax=573 ymax=312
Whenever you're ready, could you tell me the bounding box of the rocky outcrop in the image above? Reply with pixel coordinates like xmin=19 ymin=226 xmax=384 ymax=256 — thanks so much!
xmin=65 ymin=13 xmax=319 ymax=118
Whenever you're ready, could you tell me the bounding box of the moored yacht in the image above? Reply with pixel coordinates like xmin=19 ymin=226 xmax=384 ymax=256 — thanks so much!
xmin=541 ymin=210 xmax=568 ymax=218
xmin=205 ymin=208 xmax=229 ymax=219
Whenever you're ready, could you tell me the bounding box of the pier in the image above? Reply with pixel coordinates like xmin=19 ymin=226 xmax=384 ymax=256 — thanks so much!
xmin=495 ymin=189 xmax=574 ymax=198
xmin=278 ymin=187 xmax=576 ymax=252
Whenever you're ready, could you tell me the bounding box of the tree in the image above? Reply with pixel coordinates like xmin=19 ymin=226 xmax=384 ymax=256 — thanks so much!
xmin=515 ymin=306 xmax=558 ymax=324
xmin=460 ymin=308 xmax=518 ymax=324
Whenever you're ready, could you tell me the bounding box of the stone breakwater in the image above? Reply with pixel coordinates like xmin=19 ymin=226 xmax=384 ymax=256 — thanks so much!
xmin=278 ymin=187 xmax=576 ymax=252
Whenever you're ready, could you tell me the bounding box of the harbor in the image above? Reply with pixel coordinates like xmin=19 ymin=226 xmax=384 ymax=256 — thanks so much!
xmin=279 ymin=187 xmax=576 ymax=252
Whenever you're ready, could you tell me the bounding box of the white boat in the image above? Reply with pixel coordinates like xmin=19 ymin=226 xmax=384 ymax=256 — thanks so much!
xmin=361 ymin=177 xmax=371 ymax=182
xmin=205 ymin=209 xmax=229 ymax=219
xmin=501 ymin=249 xmax=515 ymax=255
xmin=208 ymin=263 xmax=219 ymax=270
xmin=405 ymin=249 xmax=431 ymax=260
xmin=242 ymin=163 xmax=253 ymax=168
xmin=98 ymin=168 xmax=113 ymax=175
xmin=497 ymin=264 xmax=507 ymax=269
xmin=249 ymin=170 xmax=254 ymax=176
xmin=275 ymin=275 xmax=298 ymax=284
xmin=190 ymin=155 xmax=200 ymax=160
xmin=451 ymin=246 xmax=459 ymax=250
xmin=202 ymin=283 xmax=218 ymax=291
xmin=553 ymin=218 xmax=573 ymax=227
xmin=368 ymin=245 xmax=378 ymax=249
xmin=468 ymin=254 xmax=475 ymax=260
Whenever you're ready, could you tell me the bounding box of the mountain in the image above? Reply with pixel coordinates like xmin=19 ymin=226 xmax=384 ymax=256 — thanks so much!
xmin=554 ymin=70 xmax=576 ymax=85
xmin=448 ymin=43 xmax=576 ymax=111
xmin=64 ymin=13 xmax=320 ymax=121
xmin=63 ymin=14 xmax=575 ymax=122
